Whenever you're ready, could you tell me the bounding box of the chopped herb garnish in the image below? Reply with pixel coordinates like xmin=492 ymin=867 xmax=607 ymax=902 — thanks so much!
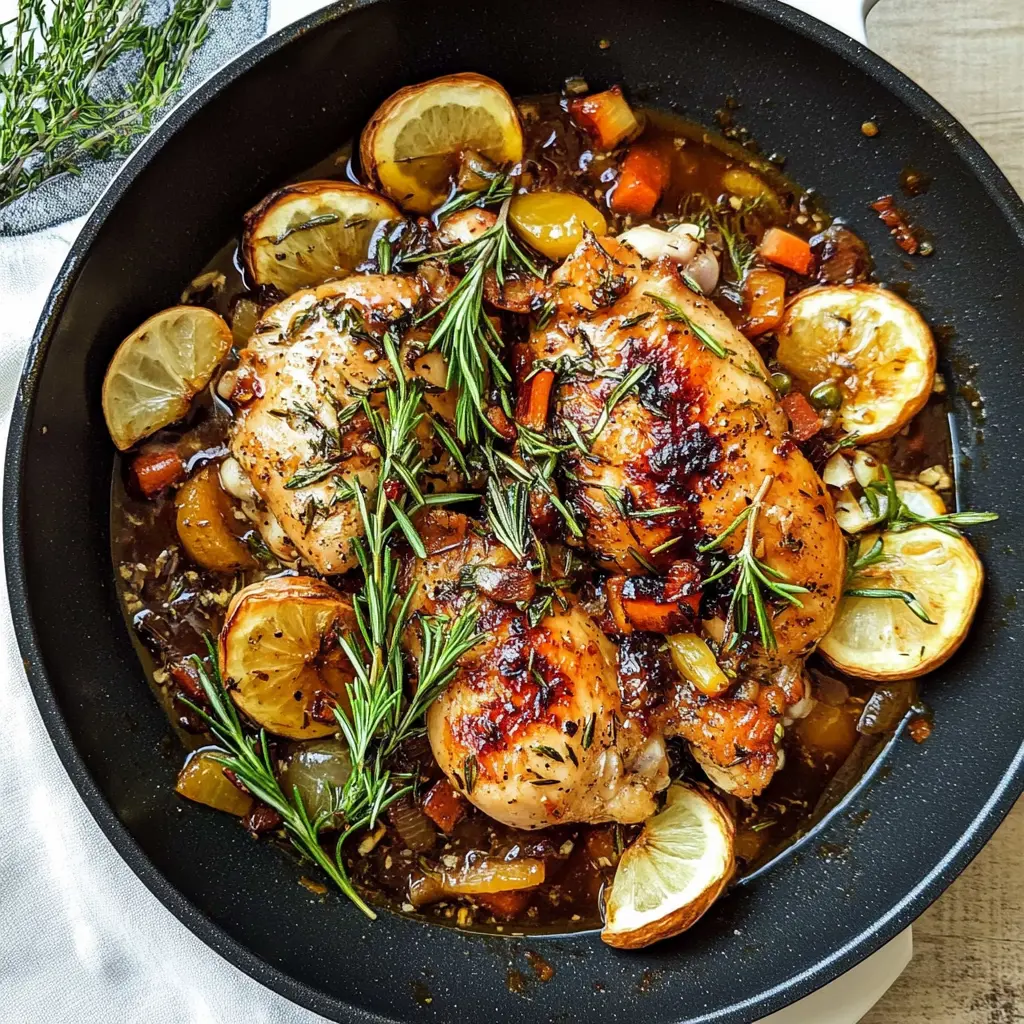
xmin=532 ymin=745 xmax=565 ymax=763
xmin=865 ymin=464 xmax=998 ymax=537
xmin=581 ymin=712 xmax=597 ymax=750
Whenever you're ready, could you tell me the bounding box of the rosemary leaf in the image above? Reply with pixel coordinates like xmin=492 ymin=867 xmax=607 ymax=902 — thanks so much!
xmin=644 ymin=291 xmax=728 ymax=358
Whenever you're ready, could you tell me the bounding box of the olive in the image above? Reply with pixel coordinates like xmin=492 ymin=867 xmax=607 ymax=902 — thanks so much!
xmin=769 ymin=371 xmax=792 ymax=397
xmin=809 ymin=380 xmax=843 ymax=410
xmin=509 ymin=191 xmax=607 ymax=261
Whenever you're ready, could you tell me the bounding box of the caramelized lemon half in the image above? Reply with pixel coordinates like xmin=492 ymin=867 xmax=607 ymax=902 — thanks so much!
xmin=777 ymin=285 xmax=936 ymax=443
xmin=219 ymin=576 xmax=356 ymax=739
xmin=102 ymin=305 xmax=232 ymax=450
xmin=821 ymin=526 xmax=983 ymax=680
xmin=243 ymin=180 xmax=400 ymax=295
xmin=601 ymin=783 xmax=735 ymax=949
xmin=360 ymin=73 xmax=523 ymax=213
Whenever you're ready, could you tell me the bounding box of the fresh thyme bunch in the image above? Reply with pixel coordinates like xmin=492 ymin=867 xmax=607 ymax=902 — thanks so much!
xmin=0 ymin=0 xmax=224 ymax=209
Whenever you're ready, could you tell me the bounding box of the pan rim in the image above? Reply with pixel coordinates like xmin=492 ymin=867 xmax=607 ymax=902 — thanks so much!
xmin=5 ymin=1 xmax=1023 ymax=1021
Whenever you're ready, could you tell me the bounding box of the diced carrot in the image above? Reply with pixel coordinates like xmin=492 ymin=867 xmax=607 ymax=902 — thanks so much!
xmin=621 ymin=597 xmax=681 ymax=633
xmin=474 ymin=888 xmax=533 ymax=920
xmin=567 ymin=86 xmax=639 ymax=150
xmin=517 ymin=369 xmax=555 ymax=431
xmin=742 ymin=269 xmax=787 ymax=336
xmin=621 ymin=575 xmax=699 ymax=634
xmin=781 ymin=392 xmax=823 ymax=442
xmin=759 ymin=227 xmax=814 ymax=275
xmin=422 ymin=779 xmax=468 ymax=834
xmin=130 ymin=444 xmax=184 ymax=497
xmin=610 ymin=145 xmax=672 ymax=218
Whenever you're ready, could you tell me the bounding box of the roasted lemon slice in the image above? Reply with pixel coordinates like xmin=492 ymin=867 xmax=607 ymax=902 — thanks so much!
xmin=360 ymin=73 xmax=523 ymax=213
xmin=102 ymin=306 xmax=231 ymax=450
xmin=820 ymin=526 xmax=983 ymax=680
xmin=777 ymin=285 xmax=936 ymax=443
xmin=242 ymin=180 xmax=400 ymax=295
xmin=219 ymin=576 xmax=357 ymax=739
xmin=601 ymin=783 xmax=735 ymax=949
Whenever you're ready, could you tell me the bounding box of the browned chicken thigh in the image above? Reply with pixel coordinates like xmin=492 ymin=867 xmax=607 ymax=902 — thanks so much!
xmin=521 ymin=233 xmax=845 ymax=796
xmin=224 ymin=274 xmax=458 ymax=573
xmin=403 ymin=510 xmax=670 ymax=830
xmin=525 ymin=233 xmax=845 ymax=662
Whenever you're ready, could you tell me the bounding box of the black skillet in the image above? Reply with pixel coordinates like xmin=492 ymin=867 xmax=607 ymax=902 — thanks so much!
xmin=6 ymin=0 xmax=1024 ymax=1020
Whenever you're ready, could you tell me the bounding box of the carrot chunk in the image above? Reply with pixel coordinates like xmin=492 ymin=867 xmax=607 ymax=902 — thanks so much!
xmin=567 ymin=86 xmax=639 ymax=150
xmin=130 ymin=444 xmax=184 ymax=497
xmin=610 ymin=144 xmax=672 ymax=217
xmin=742 ymin=269 xmax=787 ymax=336
xmin=422 ymin=779 xmax=468 ymax=834
xmin=759 ymin=227 xmax=814 ymax=275
xmin=474 ymin=888 xmax=534 ymax=920
xmin=781 ymin=392 xmax=823 ymax=442
xmin=517 ymin=369 xmax=555 ymax=431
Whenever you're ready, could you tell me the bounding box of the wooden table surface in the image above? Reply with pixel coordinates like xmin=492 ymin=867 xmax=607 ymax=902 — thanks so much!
xmin=858 ymin=2 xmax=1024 ymax=1021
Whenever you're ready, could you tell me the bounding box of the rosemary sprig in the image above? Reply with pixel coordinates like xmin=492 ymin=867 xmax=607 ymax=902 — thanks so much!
xmin=330 ymin=347 xmax=486 ymax=860
xmin=1 ymin=0 xmax=223 ymax=209
xmin=434 ymin=170 xmax=515 ymax=220
xmin=644 ymin=292 xmax=728 ymax=358
xmin=485 ymin=475 xmax=530 ymax=561
xmin=417 ymin=197 xmax=542 ymax=443
xmin=182 ymin=641 xmax=375 ymax=920
xmin=699 ymin=474 xmax=809 ymax=650
xmin=864 ymin=465 xmax=998 ymax=537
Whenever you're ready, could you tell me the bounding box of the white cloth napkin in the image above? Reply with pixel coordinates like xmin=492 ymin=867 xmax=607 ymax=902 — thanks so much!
xmin=0 ymin=2 xmax=908 ymax=1020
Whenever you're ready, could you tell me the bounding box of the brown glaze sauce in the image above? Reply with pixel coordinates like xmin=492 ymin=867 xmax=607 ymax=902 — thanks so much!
xmin=111 ymin=90 xmax=953 ymax=932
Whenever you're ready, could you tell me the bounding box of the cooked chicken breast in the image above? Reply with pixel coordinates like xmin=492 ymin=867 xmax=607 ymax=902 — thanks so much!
xmin=526 ymin=234 xmax=846 ymax=662
xmin=225 ymin=275 xmax=458 ymax=574
xmin=405 ymin=510 xmax=669 ymax=830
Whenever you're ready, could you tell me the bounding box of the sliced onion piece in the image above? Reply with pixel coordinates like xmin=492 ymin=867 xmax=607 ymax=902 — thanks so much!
xmin=439 ymin=854 xmax=544 ymax=894
xmin=278 ymin=738 xmax=352 ymax=819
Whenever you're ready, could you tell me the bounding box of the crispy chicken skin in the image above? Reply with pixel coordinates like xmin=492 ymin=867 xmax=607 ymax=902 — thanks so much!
xmin=405 ymin=510 xmax=670 ymax=830
xmin=226 ymin=275 xmax=458 ymax=573
xmin=526 ymin=233 xmax=846 ymax=662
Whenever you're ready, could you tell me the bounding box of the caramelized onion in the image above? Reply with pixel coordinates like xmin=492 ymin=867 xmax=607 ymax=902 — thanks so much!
xmin=278 ymin=739 xmax=352 ymax=820
xmin=388 ymin=796 xmax=437 ymax=852
xmin=439 ymin=854 xmax=545 ymax=894
xmin=857 ymin=681 xmax=918 ymax=736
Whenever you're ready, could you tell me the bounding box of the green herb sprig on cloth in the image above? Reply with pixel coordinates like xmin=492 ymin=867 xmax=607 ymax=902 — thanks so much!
xmin=1 ymin=0 xmax=226 ymax=209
